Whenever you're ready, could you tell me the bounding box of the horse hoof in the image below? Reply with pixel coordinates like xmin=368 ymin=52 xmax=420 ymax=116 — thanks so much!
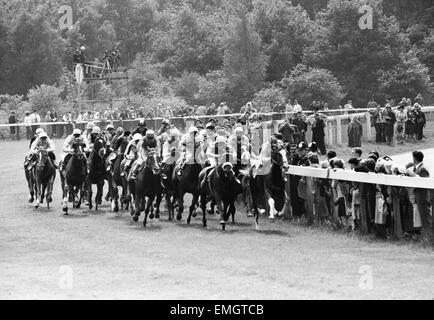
xmin=155 ymin=213 xmax=160 ymax=219
xmin=176 ymin=214 xmax=182 ymax=221
xmin=133 ymin=216 xmax=139 ymax=222
xmin=143 ymin=221 xmax=146 ymax=227
xmin=114 ymin=206 xmax=119 ymax=213
xmin=105 ymin=195 xmax=110 ymax=202
xmin=149 ymin=213 xmax=155 ymax=220
xmin=247 ymin=212 xmax=253 ymax=217
xmin=269 ymin=218 xmax=275 ymax=222
xmin=28 ymin=197 xmax=34 ymax=203
xmin=62 ymin=207 xmax=68 ymax=213
xmin=187 ymin=218 xmax=191 ymax=224
xmin=203 ymin=222 xmax=207 ymax=228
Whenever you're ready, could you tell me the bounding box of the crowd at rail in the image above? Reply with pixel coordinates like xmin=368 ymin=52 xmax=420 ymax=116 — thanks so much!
xmin=20 ymin=110 xmax=434 ymax=245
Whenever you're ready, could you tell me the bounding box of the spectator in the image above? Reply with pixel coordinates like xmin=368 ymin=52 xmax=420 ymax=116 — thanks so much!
xmin=285 ymin=99 xmax=293 ymax=114
xmin=384 ymin=104 xmax=396 ymax=145
xmin=76 ymin=111 xmax=85 ymax=122
xmin=292 ymin=111 xmax=307 ymax=143
xmin=292 ymin=99 xmax=302 ymax=114
xmin=278 ymin=116 xmax=296 ymax=144
xmin=413 ymin=102 xmax=426 ymax=141
xmin=8 ymin=111 xmax=18 ymax=140
xmin=310 ymin=111 xmax=327 ymax=155
xmin=24 ymin=111 xmax=32 ymax=139
xmin=217 ymin=102 xmax=229 ymax=115
xmin=196 ymin=105 xmax=207 ymax=116
xmin=29 ymin=109 xmax=41 ymax=135
xmin=395 ymin=103 xmax=407 ymax=144
xmin=348 ymin=115 xmax=363 ymax=148
xmin=63 ymin=111 xmax=73 ymax=137
xmin=406 ymin=151 xmax=432 ymax=244
xmin=370 ymin=104 xmax=385 ymax=143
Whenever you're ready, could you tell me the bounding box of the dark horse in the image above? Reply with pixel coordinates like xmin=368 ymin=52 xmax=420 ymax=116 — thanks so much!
xmin=33 ymin=149 xmax=56 ymax=209
xmin=199 ymin=162 xmax=243 ymax=230
xmin=109 ymin=137 xmax=130 ymax=212
xmin=250 ymin=146 xmax=286 ymax=230
xmin=130 ymin=149 xmax=163 ymax=227
xmin=60 ymin=141 xmax=87 ymax=215
xmin=161 ymin=161 xmax=177 ymax=221
xmin=87 ymin=137 xmax=106 ymax=210
xmin=173 ymin=160 xmax=202 ymax=223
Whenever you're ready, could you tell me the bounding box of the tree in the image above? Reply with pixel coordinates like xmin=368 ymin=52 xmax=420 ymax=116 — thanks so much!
xmin=4 ymin=12 xmax=64 ymax=95
xmin=251 ymin=0 xmax=315 ymax=82
xmin=223 ymin=14 xmax=268 ymax=109
xmin=302 ymin=0 xmax=409 ymax=106
xmin=377 ymin=50 xmax=433 ymax=101
xmin=281 ymin=64 xmax=345 ymax=108
xmin=28 ymin=84 xmax=63 ymax=116
xmin=253 ymin=84 xmax=285 ymax=110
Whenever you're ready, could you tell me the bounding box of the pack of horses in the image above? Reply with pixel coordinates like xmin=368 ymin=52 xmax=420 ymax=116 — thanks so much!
xmin=25 ymin=137 xmax=289 ymax=231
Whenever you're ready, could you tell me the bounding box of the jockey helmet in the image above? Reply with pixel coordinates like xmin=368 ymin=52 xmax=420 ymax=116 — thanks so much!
xmin=39 ymin=132 xmax=48 ymax=139
xmin=216 ymin=136 xmax=226 ymax=144
xmin=162 ymin=119 xmax=170 ymax=125
xmin=106 ymin=124 xmax=115 ymax=131
xmin=138 ymin=119 xmax=146 ymax=126
xmin=116 ymin=127 xmax=124 ymax=135
xmin=145 ymin=130 xmax=155 ymax=137
xmin=170 ymin=128 xmax=181 ymax=138
xmin=160 ymin=132 xmax=169 ymax=141
xmin=234 ymin=127 xmax=244 ymax=136
xmin=133 ymin=133 xmax=142 ymax=141
xmin=86 ymin=122 xmax=95 ymax=130
xmin=80 ymin=46 xmax=85 ymax=51
xmin=36 ymin=128 xmax=44 ymax=136
xmin=92 ymin=126 xmax=101 ymax=134
xmin=205 ymin=122 xmax=215 ymax=130
xmin=189 ymin=126 xmax=198 ymax=134
xmin=73 ymin=129 xmax=82 ymax=136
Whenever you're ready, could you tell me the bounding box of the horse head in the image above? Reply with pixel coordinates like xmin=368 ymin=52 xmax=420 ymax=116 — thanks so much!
xmin=72 ymin=140 xmax=85 ymax=160
xmin=93 ymin=138 xmax=106 ymax=158
xmin=146 ymin=149 xmax=161 ymax=175
xmin=36 ymin=149 xmax=49 ymax=168
xmin=220 ymin=162 xmax=235 ymax=181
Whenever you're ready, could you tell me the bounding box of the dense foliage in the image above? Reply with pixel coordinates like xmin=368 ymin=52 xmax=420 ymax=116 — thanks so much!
xmin=0 ymin=0 xmax=433 ymax=115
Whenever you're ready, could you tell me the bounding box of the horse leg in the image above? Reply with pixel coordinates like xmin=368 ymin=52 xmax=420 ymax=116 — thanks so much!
xmin=251 ymin=200 xmax=260 ymax=231
xmin=268 ymin=197 xmax=276 ymax=222
xmin=190 ymin=193 xmax=198 ymax=218
xmin=149 ymin=196 xmax=155 ymax=220
xmin=62 ymin=183 xmax=69 ymax=215
xmin=166 ymin=193 xmax=173 ymax=221
xmin=215 ymin=194 xmax=225 ymax=230
xmin=132 ymin=194 xmax=142 ymax=222
xmin=34 ymin=175 xmax=41 ymax=209
xmin=40 ymin=184 xmax=46 ymax=204
xmin=88 ymin=183 xmax=93 ymax=210
xmin=230 ymin=202 xmax=236 ymax=224
xmin=155 ymin=193 xmax=162 ymax=219
xmin=176 ymin=192 xmax=184 ymax=221
xmin=200 ymin=192 xmax=208 ymax=227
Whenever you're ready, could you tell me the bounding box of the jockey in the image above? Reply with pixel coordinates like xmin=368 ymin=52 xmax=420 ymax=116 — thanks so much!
xmin=104 ymin=124 xmax=116 ymax=146
xmin=176 ymin=126 xmax=203 ymax=176
xmin=228 ymin=126 xmax=251 ymax=169
xmin=201 ymin=122 xmax=217 ymax=154
xmin=27 ymin=131 xmax=57 ymax=170
xmin=129 ymin=130 xmax=161 ymax=181
xmin=110 ymin=127 xmax=125 ymax=152
xmin=254 ymin=137 xmax=289 ymax=173
xmin=88 ymin=126 xmax=105 ymax=148
xmin=85 ymin=122 xmax=95 ymax=141
xmin=132 ymin=119 xmax=147 ymax=136
xmin=156 ymin=119 xmax=171 ymax=136
xmin=61 ymin=128 xmax=89 ymax=171
xmin=121 ymin=133 xmax=142 ymax=177
xmin=206 ymin=135 xmax=232 ymax=167
xmin=29 ymin=128 xmax=45 ymax=149
xmin=161 ymin=128 xmax=181 ymax=180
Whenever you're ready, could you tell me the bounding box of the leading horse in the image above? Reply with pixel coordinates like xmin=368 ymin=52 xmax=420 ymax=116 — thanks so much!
xmin=130 ymin=149 xmax=163 ymax=227
xmin=33 ymin=149 xmax=56 ymax=209
xmin=60 ymin=141 xmax=87 ymax=215
xmin=249 ymin=145 xmax=287 ymax=230
xmin=87 ymin=137 xmax=106 ymax=210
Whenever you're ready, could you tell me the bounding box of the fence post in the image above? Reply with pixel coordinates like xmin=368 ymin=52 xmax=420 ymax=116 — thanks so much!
xmin=336 ymin=116 xmax=342 ymax=145
xmin=365 ymin=112 xmax=372 ymax=142
xmin=327 ymin=120 xmax=334 ymax=146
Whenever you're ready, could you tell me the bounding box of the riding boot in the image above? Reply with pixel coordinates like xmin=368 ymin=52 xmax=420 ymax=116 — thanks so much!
xmin=177 ymin=161 xmax=185 ymax=176
xmin=130 ymin=163 xmax=139 ymax=181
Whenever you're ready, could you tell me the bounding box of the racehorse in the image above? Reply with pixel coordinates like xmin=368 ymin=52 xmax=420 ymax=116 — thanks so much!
xmin=249 ymin=145 xmax=286 ymax=230
xmin=130 ymin=149 xmax=163 ymax=227
xmin=60 ymin=141 xmax=87 ymax=215
xmin=24 ymin=159 xmax=36 ymax=204
xmin=173 ymin=161 xmax=202 ymax=223
xmin=109 ymin=137 xmax=130 ymax=212
xmin=199 ymin=162 xmax=243 ymax=230
xmin=33 ymin=149 xmax=56 ymax=209
xmin=87 ymin=137 xmax=106 ymax=210
xmin=161 ymin=162 xmax=177 ymax=221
